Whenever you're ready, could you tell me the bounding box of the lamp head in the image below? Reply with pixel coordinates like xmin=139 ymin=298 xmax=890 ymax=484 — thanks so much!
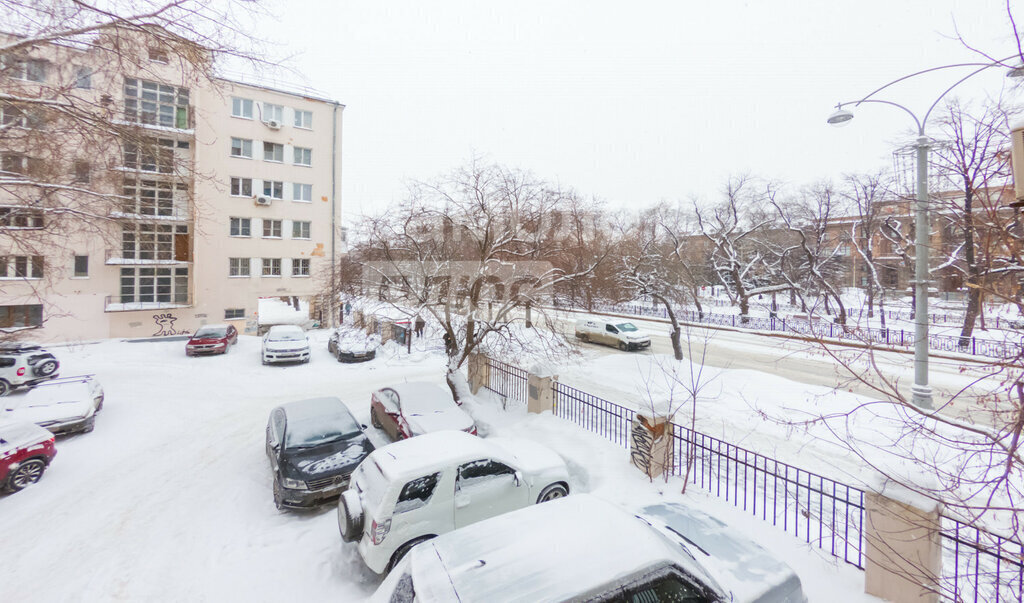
xmin=827 ymin=107 xmax=855 ymax=127
xmin=1007 ymin=63 xmax=1024 ymax=79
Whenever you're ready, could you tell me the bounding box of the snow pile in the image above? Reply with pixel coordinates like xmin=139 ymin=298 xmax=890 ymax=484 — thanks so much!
xmin=258 ymin=297 xmax=311 ymax=326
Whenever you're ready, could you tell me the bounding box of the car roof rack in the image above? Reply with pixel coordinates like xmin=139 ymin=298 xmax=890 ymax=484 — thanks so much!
xmin=28 ymin=374 xmax=95 ymax=387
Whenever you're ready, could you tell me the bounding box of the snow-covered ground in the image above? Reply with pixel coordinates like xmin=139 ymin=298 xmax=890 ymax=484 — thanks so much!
xmin=0 ymin=332 xmax=879 ymax=601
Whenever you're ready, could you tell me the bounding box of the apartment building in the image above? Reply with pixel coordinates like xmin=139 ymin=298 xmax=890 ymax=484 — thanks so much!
xmin=0 ymin=28 xmax=343 ymax=342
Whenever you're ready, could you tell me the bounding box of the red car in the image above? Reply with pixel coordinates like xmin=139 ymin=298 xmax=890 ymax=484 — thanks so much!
xmin=370 ymin=382 xmax=477 ymax=441
xmin=0 ymin=421 xmax=56 ymax=493
xmin=185 ymin=324 xmax=239 ymax=356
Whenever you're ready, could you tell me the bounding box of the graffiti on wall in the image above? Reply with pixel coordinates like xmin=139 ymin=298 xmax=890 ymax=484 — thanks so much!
xmin=152 ymin=313 xmax=190 ymax=337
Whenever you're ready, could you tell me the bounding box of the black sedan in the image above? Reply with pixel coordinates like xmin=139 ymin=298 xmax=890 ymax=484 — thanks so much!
xmin=326 ymin=327 xmax=379 ymax=363
xmin=265 ymin=397 xmax=374 ymax=510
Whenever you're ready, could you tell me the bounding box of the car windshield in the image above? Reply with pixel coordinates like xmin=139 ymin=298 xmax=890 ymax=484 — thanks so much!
xmin=194 ymin=327 xmax=227 ymax=338
xmin=616 ymin=323 xmax=639 ymax=332
xmin=270 ymin=331 xmax=305 ymax=341
xmin=285 ymin=412 xmax=362 ymax=449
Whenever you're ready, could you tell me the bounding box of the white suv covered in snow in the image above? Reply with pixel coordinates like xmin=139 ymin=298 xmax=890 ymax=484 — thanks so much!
xmin=0 ymin=343 xmax=60 ymax=396
xmin=261 ymin=325 xmax=311 ymax=365
xmin=337 ymin=430 xmax=570 ymax=574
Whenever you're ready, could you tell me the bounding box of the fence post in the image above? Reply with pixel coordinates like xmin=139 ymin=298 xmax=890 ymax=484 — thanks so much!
xmin=467 ymin=353 xmax=490 ymax=395
xmin=864 ymin=492 xmax=942 ymax=603
xmin=971 ymin=337 xmax=976 ymax=356
xmin=380 ymin=320 xmax=394 ymax=344
xmin=527 ymin=370 xmax=555 ymax=414
xmin=630 ymin=413 xmax=674 ymax=479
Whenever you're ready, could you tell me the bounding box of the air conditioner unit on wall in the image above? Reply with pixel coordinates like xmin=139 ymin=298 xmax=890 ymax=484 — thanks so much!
xmin=265 ymin=119 xmax=282 ymax=130
xmin=255 ymin=196 xmax=271 ymax=206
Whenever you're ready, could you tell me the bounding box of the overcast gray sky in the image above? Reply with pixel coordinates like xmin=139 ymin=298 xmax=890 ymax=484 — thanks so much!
xmin=253 ymin=1 xmax=1021 ymax=217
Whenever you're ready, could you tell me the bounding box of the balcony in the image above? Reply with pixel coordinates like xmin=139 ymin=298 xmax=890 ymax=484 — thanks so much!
xmin=104 ymin=294 xmax=192 ymax=312
xmin=105 ymin=248 xmax=191 ymax=265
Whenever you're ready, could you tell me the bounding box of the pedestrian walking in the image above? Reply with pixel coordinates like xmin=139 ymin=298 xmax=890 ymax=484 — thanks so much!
xmin=414 ymin=315 xmax=426 ymax=337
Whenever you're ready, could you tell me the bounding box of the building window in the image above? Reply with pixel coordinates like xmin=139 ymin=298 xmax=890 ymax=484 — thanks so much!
xmin=3 ymin=57 xmax=47 ymax=82
xmin=123 ymin=78 xmax=189 ymax=129
xmin=230 ymin=177 xmax=252 ymax=196
xmin=293 ymin=147 xmax=312 ymax=166
xmin=124 ymin=138 xmax=175 ymax=174
xmin=229 ymin=217 xmax=251 ymax=237
xmin=293 ymin=183 xmax=312 ymax=202
xmin=74 ymin=255 xmax=89 ymax=277
xmin=292 ymin=220 xmax=310 ymax=239
xmin=261 ymin=258 xmax=281 ymax=276
xmin=263 ymin=180 xmax=283 ymax=199
xmin=1 ymin=256 xmax=44 ymax=279
xmin=231 ymin=97 xmax=253 ymax=119
xmin=74 ymin=160 xmax=91 ymax=183
xmin=262 ymin=103 xmax=283 ymax=123
xmin=118 ymin=266 xmax=189 ymax=304
xmin=0 ymin=304 xmax=43 ymax=328
xmin=73 ymin=66 xmax=92 ymax=89
xmin=229 ymin=257 xmax=250 ymax=277
xmin=292 ymin=258 xmax=310 ymax=277
xmin=2 ymin=153 xmax=28 ymax=175
xmin=121 ymin=223 xmax=189 ymax=261
xmin=263 ymin=142 xmax=283 ymax=162
xmin=294 ymin=109 xmax=312 ymax=129
xmin=0 ymin=207 xmax=44 ymax=228
xmin=147 ymin=48 xmax=169 ymax=64
xmin=1 ymin=104 xmax=25 ymax=127
xmin=224 ymin=308 xmax=245 ymax=320
xmin=262 ymin=219 xmax=282 ymax=238
xmin=122 ymin=179 xmax=182 ymax=217
xmin=230 ymin=137 xmax=253 ymax=158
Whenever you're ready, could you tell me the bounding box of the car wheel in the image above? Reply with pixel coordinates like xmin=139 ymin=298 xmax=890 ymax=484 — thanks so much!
xmin=0 ymin=380 xmax=9 ymax=397
xmin=577 ymin=333 xmax=588 ymax=342
xmin=371 ymin=409 xmax=382 ymax=429
xmin=537 ymin=483 xmax=569 ymax=503
xmin=618 ymin=341 xmax=628 ymax=351
xmin=6 ymin=458 xmax=46 ymax=492
xmin=386 ymin=536 xmax=434 ymax=574
xmin=33 ymin=360 xmax=58 ymax=377
xmin=336 ymin=351 xmax=345 ymax=363
xmin=338 ymin=490 xmax=363 ymax=543
xmin=273 ymin=479 xmax=285 ymax=511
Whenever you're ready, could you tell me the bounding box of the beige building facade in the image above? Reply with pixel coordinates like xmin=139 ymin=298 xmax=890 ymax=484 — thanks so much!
xmin=0 ymin=29 xmax=343 ymax=342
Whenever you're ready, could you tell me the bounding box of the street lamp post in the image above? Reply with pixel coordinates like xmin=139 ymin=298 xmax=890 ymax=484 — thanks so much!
xmin=828 ymin=57 xmax=1024 ymax=410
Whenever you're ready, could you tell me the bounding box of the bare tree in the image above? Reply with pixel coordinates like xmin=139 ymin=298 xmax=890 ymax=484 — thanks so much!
xmin=841 ymin=170 xmax=894 ymax=324
xmin=361 ymin=161 xmax=601 ymax=401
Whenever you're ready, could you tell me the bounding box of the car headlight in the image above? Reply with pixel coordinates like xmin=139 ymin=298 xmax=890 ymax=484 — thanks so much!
xmin=282 ymin=477 xmax=307 ymax=490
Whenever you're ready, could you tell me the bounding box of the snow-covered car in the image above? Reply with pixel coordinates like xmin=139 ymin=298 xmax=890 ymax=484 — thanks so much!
xmin=327 ymin=327 xmax=379 ymax=363
xmin=369 ymin=382 xmax=476 ymax=441
xmin=261 ymin=325 xmax=310 ymax=365
xmin=372 ymin=494 xmax=807 ymax=603
xmin=0 ymin=421 xmax=56 ymax=493
xmin=337 ymin=430 xmax=570 ymax=574
xmin=574 ymin=318 xmax=652 ymax=351
xmin=0 ymin=343 xmax=60 ymax=396
xmin=2 ymin=376 xmax=104 ymax=436
xmin=265 ymin=397 xmax=375 ymax=510
xmin=185 ymin=324 xmax=238 ymax=356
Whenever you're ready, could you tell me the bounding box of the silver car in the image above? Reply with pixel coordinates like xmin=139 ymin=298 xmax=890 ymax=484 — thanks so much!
xmin=373 ymin=494 xmax=806 ymax=602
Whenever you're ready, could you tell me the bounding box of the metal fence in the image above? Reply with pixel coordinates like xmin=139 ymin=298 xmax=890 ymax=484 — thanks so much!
xmin=485 ymin=359 xmax=529 ymax=407
xmin=940 ymin=516 xmax=1024 ymax=602
xmin=564 ymin=301 xmax=1023 ymax=360
xmin=550 ymin=381 xmax=866 ymax=568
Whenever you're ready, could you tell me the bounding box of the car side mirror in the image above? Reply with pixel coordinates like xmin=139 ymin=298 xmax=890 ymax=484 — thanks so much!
xmin=361 ymin=424 xmax=368 ymax=430
xmin=513 ymin=470 xmax=523 ymax=487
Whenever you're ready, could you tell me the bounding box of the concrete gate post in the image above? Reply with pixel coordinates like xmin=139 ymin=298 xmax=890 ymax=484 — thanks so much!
xmin=468 ymin=353 xmax=490 ymax=395
xmin=381 ymin=320 xmax=394 ymax=344
xmin=864 ymin=492 xmax=942 ymax=603
xmin=630 ymin=414 xmax=674 ymax=479
xmin=527 ymin=373 xmax=554 ymax=414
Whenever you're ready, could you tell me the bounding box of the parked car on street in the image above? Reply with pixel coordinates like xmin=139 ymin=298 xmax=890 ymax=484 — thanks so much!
xmin=0 ymin=421 xmax=57 ymax=493
xmin=369 ymin=382 xmax=476 ymax=441
xmin=0 ymin=343 xmax=60 ymax=396
xmin=261 ymin=325 xmax=311 ymax=365
xmin=372 ymin=494 xmax=807 ymax=603
xmin=2 ymin=375 xmax=104 ymax=435
xmin=266 ymin=396 xmax=375 ymax=510
xmin=185 ymin=324 xmax=238 ymax=356
xmin=327 ymin=327 xmax=379 ymax=363
xmin=574 ymin=317 xmax=652 ymax=351
xmin=337 ymin=430 xmax=570 ymax=574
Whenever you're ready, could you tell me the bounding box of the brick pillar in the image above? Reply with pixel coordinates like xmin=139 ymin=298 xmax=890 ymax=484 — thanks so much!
xmin=630 ymin=414 xmax=674 ymax=479
xmin=527 ymin=373 xmax=554 ymax=414
xmin=864 ymin=492 xmax=942 ymax=603
xmin=468 ymin=353 xmax=490 ymax=395
xmin=352 ymin=310 xmax=364 ymax=329
xmin=381 ymin=320 xmax=394 ymax=344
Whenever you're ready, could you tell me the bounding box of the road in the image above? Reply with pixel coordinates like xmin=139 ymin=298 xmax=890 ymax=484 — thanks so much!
xmin=539 ymin=309 xmax=1011 ymax=427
